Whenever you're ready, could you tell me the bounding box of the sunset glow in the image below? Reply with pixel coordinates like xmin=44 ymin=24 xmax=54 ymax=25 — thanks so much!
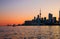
xmin=0 ymin=0 xmax=60 ymax=26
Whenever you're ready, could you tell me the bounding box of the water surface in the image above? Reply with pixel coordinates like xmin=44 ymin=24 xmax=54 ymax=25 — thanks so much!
xmin=0 ymin=26 xmax=60 ymax=39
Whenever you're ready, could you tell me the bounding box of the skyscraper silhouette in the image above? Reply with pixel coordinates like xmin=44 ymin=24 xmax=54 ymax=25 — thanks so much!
xmin=59 ymin=10 xmax=60 ymax=22
xmin=48 ymin=13 xmax=53 ymax=24
xmin=22 ymin=9 xmax=60 ymax=25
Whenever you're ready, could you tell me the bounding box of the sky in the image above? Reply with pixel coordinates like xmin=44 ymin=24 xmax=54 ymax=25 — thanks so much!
xmin=0 ymin=0 xmax=60 ymax=26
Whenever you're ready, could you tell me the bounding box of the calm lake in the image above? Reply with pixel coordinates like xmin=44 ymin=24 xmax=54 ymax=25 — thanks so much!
xmin=0 ymin=26 xmax=60 ymax=39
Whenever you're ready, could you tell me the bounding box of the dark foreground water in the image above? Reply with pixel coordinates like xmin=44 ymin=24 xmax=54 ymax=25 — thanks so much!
xmin=0 ymin=26 xmax=60 ymax=39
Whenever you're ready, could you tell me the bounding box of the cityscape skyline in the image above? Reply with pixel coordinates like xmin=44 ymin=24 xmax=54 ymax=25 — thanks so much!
xmin=7 ymin=9 xmax=60 ymax=26
xmin=0 ymin=0 xmax=60 ymax=26
xmin=22 ymin=9 xmax=60 ymax=25
xmin=1 ymin=9 xmax=60 ymax=26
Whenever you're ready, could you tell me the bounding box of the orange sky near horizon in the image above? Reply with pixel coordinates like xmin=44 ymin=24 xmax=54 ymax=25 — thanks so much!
xmin=0 ymin=0 xmax=60 ymax=26
xmin=0 ymin=9 xmax=59 ymax=26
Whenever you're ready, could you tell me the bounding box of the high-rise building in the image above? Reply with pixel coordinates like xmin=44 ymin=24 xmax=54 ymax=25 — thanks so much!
xmin=53 ymin=17 xmax=56 ymax=23
xmin=48 ymin=13 xmax=53 ymax=23
xmin=37 ymin=15 xmax=40 ymax=18
xmin=43 ymin=17 xmax=47 ymax=24
xmin=36 ymin=14 xmax=41 ymax=25
xmin=49 ymin=13 xmax=53 ymax=20
xmin=59 ymin=10 xmax=60 ymax=22
xmin=34 ymin=16 xmax=36 ymax=20
xmin=44 ymin=17 xmax=46 ymax=20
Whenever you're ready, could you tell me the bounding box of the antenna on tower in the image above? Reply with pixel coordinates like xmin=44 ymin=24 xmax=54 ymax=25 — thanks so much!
xmin=39 ymin=8 xmax=41 ymax=18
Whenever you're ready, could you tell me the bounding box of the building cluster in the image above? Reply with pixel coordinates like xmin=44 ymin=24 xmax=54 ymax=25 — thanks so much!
xmin=23 ymin=10 xmax=60 ymax=25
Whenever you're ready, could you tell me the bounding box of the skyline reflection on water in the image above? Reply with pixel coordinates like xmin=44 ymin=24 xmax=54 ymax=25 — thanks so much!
xmin=0 ymin=26 xmax=60 ymax=39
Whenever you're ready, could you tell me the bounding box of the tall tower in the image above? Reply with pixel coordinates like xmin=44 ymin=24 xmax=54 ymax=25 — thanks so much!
xmin=59 ymin=10 xmax=60 ymax=22
xmin=39 ymin=9 xmax=41 ymax=18
xmin=49 ymin=13 xmax=53 ymax=20
xmin=48 ymin=13 xmax=53 ymax=23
